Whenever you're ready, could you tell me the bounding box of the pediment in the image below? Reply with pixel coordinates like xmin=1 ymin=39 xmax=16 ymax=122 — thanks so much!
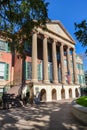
xmin=46 ymin=21 xmax=75 ymax=44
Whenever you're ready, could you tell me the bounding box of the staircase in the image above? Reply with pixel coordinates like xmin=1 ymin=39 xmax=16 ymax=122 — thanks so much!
xmin=4 ymin=79 xmax=22 ymax=96
xmin=3 ymin=81 xmax=23 ymax=108
xmin=3 ymin=80 xmax=31 ymax=108
xmin=7 ymin=85 xmax=21 ymax=97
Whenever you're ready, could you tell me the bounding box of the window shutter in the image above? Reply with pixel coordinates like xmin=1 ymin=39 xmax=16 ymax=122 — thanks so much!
xmin=38 ymin=64 xmax=40 ymax=80
xmin=48 ymin=63 xmax=50 ymax=80
xmin=58 ymin=67 xmax=61 ymax=82
xmin=4 ymin=63 xmax=9 ymax=80
xmin=40 ymin=63 xmax=43 ymax=80
xmin=28 ymin=62 xmax=32 ymax=79
xmin=48 ymin=63 xmax=53 ymax=81
xmin=50 ymin=63 xmax=53 ymax=81
xmin=78 ymin=64 xmax=80 ymax=70
xmin=6 ymin=42 xmax=11 ymax=52
xmin=82 ymin=65 xmax=83 ymax=70
xmin=24 ymin=41 xmax=28 ymax=50
xmin=25 ymin=62 xmax=28 ymax=80
xmin=25 ymin=62 xmax=32 ymax=80
xmin=7 ymin=42 xmax=11 ymax=52
xmin=78 ymin=75 xmax=81 ymax=84
xmin=24 ymin=62 xmax=26 ymax=79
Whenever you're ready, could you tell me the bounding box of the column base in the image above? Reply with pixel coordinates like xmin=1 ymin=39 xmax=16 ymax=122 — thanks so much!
xmin=32 ymin=79 xmax=38 ymax=83
xmin=67 ymin=82 xmax=73 ymax=85
xmin=43 ymin=80 xmax=50 ymax=84
xmin=61 ymin=81 xmax=66 ymax=85
xmin=74 ymin=82 xmax=79 ymax=85
xmin=53 ymin=80 xmax=58 ymax=84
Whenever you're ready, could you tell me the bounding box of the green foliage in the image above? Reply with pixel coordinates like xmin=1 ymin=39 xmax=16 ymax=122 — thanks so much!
xmin=76 ymin=96 xmax=87 ymax=107
xmin=0 ymin=0 xmax=49 ymax=58
xmin=74 ymin=20 xmax=87 ymax=54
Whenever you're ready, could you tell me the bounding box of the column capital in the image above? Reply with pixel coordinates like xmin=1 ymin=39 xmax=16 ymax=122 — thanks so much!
xmin=72 ymin=47 xmax=75 ymax=51
xmin=72 ymin=48 xmax=76 ymax=56
xmin=32 ymin=29 xmax=39 ymax=34
xmin=60 ymin=42 xmax=64 ymax=46
xmin=53 ymin=39 xmax=57 ymax=43
xmin=67 ymin=46 xmax=71 ymax=49
xmin=43 ymin=34 xmax=49 ymax=39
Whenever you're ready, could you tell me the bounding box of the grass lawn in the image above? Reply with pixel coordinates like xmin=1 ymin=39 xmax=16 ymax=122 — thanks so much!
xmin=76 ymin=96 xmax=87 ymax=107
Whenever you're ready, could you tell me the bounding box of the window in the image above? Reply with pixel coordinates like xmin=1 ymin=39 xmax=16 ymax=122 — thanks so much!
xmin=57 ymin=53 xmax=60 ymax=60
xmin=77 ymin=63 xmax=80 ymax=70
xmin=78 ymin=74 xmax=83 ymax=84
xmin=77 ymin=64 xmax=84 ymax=70
xmin=78 ymin=75 xmax=80 ymax=84
xmin=0 ymin=62 xmax=9 ymax=80
xmin=25 ymin=62 xmax=32 ymax=80
xmin=24 ymin=40 xmax=32 ymax=54
xmin=38 ymin=62 xmax=43 ymax=80
xmin=0 ymin=40 xmax=11 ymax=52
xmin=58 ymin=67 xmax=61 ymax=82
xmin=80 ymin=75 xmax=85 ymax=84
xmin=70 ymin=50 xmax=73 ymax=55
xmin=0 ymin=63 xmax=5 ymax=79
xmin=81 ymin=64 xmax=84 ymax=70
xmin=0 ymin=41 xmax=6 ymax=51
xmin=64 ymin=51 xmax=67 ymax=56
xmin=7 ymin=42 xmax=11 ymax=52
xmin=48 ymin=62 xmax=53 ymax=81
xmin=48 ymin=48 xmax=51 ymax=62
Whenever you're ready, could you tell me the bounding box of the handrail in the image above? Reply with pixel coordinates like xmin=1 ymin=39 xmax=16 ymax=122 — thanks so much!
xmin=3 ymin=79 xmax=23 ymax=92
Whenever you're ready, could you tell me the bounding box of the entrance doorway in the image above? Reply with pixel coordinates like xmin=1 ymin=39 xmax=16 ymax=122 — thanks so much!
xmin=61 ymin=88 xmax=65 ymax=99
xmin=52 ymin=89 xmax=57 ymax=100
xmin=69 ymin=88 xmax=72 ymax=98
xmin=40 ymin=89 xmax=46 ymax=101
xmin=75 ymin=88 xmax=79 ymax=97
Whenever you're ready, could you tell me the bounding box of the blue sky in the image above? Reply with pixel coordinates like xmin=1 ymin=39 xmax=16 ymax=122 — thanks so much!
xmin=45 ymin=0 xmax=87 ymax=55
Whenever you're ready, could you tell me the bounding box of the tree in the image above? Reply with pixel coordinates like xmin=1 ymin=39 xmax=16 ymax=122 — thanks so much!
xmin=0 ymin=0 xmax=49 ymax=58
xmin=74 ymin=20 xmax=87 ymax=54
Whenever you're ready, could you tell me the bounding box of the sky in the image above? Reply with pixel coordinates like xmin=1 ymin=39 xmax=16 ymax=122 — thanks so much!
xmin=45 ymin=0 xmax=87 ymax=70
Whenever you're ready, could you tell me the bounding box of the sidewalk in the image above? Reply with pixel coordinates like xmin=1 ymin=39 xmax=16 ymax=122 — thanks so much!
xmin=0 ymin=99 xmax=87 ymax=130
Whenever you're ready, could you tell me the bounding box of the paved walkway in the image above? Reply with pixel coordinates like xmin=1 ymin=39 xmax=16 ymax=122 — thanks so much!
xmin=0 ymin=99 xmax=87 ymax=130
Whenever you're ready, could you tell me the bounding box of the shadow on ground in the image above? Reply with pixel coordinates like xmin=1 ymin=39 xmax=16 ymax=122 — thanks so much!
xmin=0 ymin=99 xmax=87 ymax=130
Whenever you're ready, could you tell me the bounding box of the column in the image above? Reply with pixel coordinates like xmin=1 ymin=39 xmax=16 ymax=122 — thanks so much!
xmin=32 ymin=32 xmax=37 ymax=82
xmin=72 ymin=48 xmax=78 ymax=84
xmin=60 ymin=43 xmax=66 ymax=84
xmin=52 ymin=40 xmax=58 ymax=83
xmin=67 ymin=46 xmax=72 ymax=84
xmin=43 ymin=35 xmax=49 ymax=83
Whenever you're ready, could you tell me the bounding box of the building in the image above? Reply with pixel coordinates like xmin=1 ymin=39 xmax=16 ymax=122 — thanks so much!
xmin=0 ymin=21 xmax=81 ymax=101
xmin=0 ymin=38 xmax=13 ymax=87
xmin=76 ymin=55 xmax=85 ymax=88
